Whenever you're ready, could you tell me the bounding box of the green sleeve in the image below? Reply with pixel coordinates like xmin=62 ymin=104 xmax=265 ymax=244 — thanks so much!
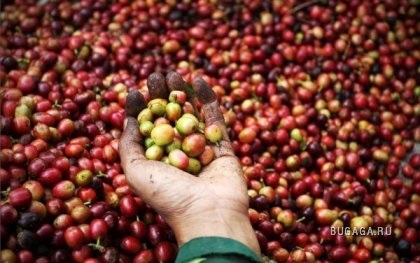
xmin=175 ymin=236 xmax=261 ymax=263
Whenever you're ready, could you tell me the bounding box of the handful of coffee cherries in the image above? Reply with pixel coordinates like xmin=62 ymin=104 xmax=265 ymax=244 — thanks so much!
xmin=134 ymin=74 xmax=223 ymax=175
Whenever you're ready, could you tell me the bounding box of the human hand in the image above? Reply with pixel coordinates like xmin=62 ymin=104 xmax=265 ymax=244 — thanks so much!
xmin=118 ymin=72 xmax=260 ymax=255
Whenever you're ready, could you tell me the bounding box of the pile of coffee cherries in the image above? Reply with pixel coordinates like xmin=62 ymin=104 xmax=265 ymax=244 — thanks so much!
xmin=1 ymin=0 xmax=419 ymax=262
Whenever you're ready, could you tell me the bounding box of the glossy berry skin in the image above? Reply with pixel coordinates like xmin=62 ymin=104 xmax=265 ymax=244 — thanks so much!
xmin=89 ymin=219 xmax=108 ymax=240
xmin=8 ymin=188 xmax=32 ymax=209
xmin=204 ymin=124 xmax=223 ymax=143
xmin=64 ymin=226 xmax=85 ymax=249
xmin=120 ymin=236 xmax=142 ymax=254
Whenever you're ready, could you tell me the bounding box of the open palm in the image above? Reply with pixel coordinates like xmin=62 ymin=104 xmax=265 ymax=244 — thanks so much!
xmin=119 ymin=72 xmax=260 ymax=254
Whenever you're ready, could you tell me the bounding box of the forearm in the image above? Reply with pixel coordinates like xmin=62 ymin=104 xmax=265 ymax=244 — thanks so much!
xmin=172 ymin=209 xmax=261 ymax=256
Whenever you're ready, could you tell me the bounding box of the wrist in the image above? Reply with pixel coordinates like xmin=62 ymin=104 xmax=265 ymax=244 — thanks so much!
xmin=170 ymin=209 xmax=261 ymax=255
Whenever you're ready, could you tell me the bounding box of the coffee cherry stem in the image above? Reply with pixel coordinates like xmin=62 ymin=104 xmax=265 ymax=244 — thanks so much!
xmin=53 ymin=100 xmax=61 ymax=109
xmin=342 ymin=41 xmax=352 ymax=60
xmin=1 ymin=188 xmax=10 ymax=198
xmin=296 ymin=217 xmax=306 ymax=223
xmin=88 ymin=238 xmax=105 ymax=252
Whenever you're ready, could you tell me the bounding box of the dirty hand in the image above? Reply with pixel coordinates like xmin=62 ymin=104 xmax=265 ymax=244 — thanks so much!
xmin=118 ymin=72 xmax=260 ymax=254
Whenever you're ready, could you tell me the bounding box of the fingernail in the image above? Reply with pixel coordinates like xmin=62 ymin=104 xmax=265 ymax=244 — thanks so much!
xmin=123 ymin=118 xmax=128 ymax=129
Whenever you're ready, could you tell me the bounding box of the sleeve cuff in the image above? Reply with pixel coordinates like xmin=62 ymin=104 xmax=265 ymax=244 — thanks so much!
xmin=175 ymin=236 xmax=261 ymax=263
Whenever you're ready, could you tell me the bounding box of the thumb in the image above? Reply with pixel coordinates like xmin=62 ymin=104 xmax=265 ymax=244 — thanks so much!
xmin=119 ymin=116 xmax=145 ymax=170
xmin=119 ymin=89 xmax=147 ymax=169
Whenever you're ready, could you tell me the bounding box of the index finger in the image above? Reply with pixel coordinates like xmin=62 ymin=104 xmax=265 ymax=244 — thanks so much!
xmin=192 ymin=77 xmax=235 ymax=158
xmin=165 ymin=71 xmax=186 ymax=92
xmin=147 ymin=72 xmax=168 ymax=99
